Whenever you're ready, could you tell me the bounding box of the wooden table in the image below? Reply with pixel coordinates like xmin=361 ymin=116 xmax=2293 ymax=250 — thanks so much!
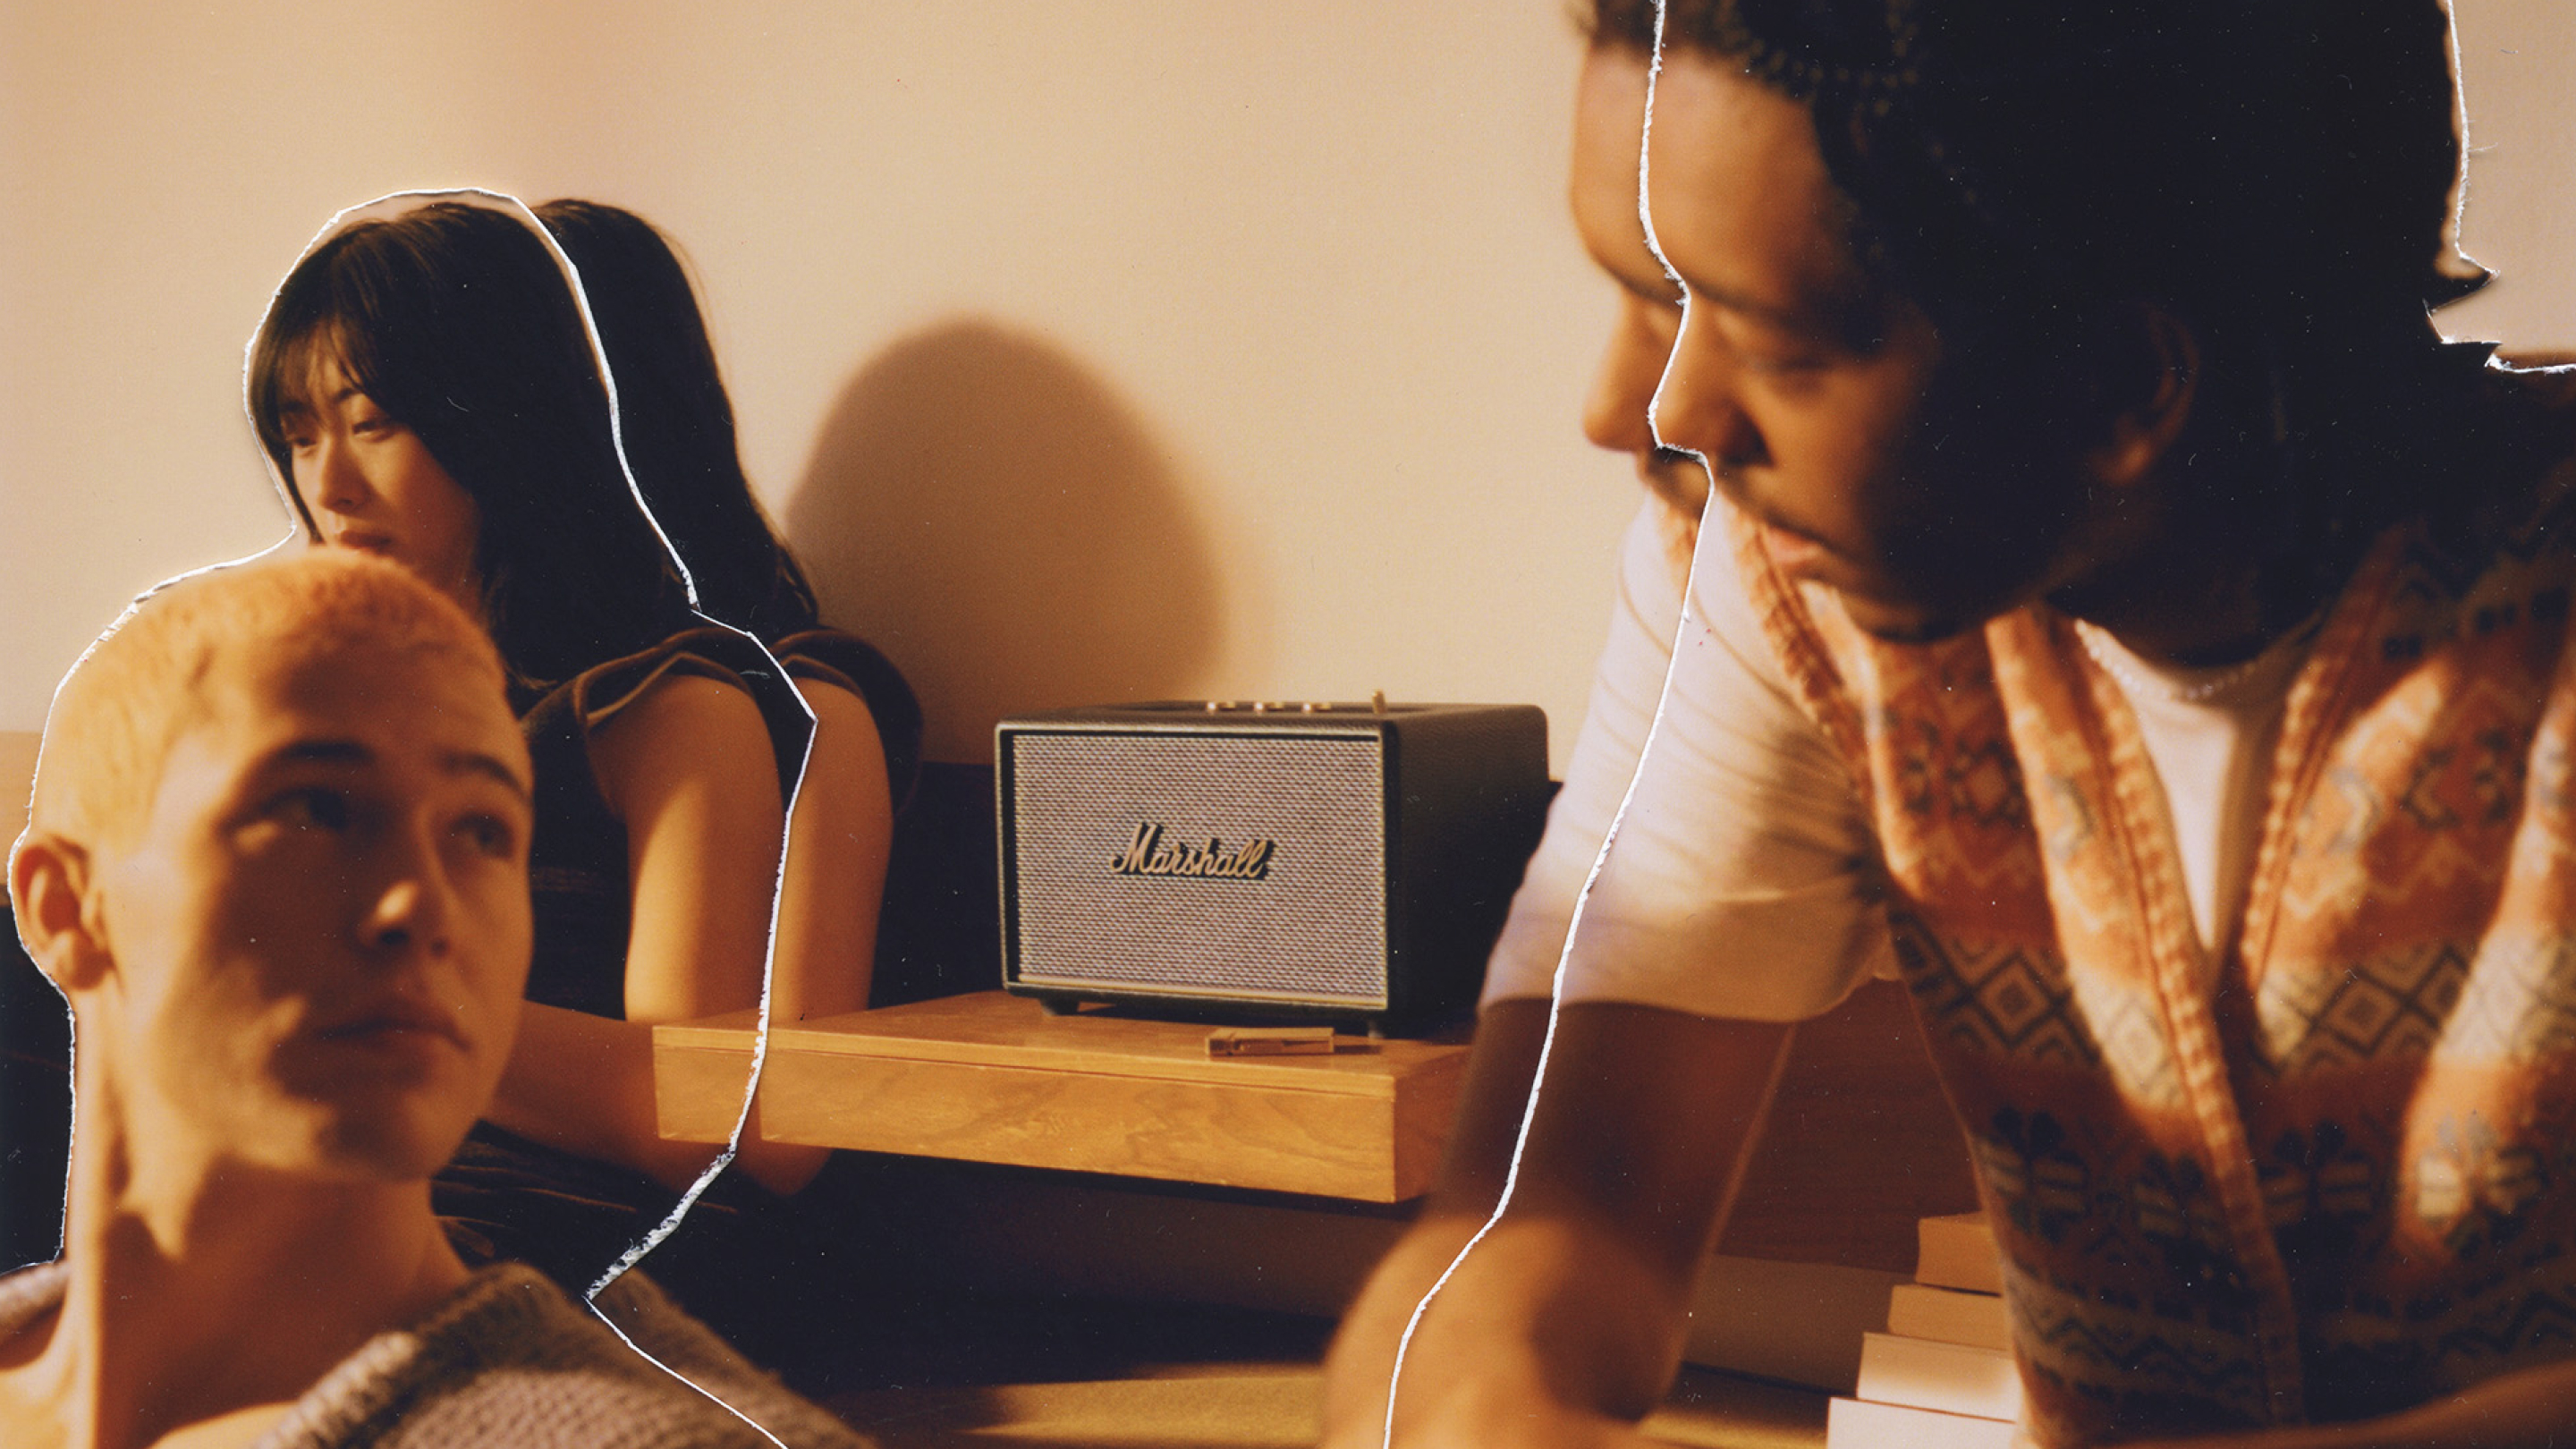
xmin=654 ymin=991 xmax=1470 ymax=1201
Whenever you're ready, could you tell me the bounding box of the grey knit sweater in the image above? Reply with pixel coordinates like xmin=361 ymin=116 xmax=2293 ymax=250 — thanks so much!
xmin=0 ymin=1260 xmax=870 ymax=1447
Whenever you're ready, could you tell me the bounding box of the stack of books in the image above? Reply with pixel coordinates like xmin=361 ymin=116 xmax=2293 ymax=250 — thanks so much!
xmin=1826 ymin=1212 xmax=2019 ymax=1448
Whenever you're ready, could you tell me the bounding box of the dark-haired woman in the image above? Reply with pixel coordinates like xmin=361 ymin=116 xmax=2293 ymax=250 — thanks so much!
xmin=248 ymin=197 xmax=916 ymax=1343
xmin=527 ymin=200 xmax=922 ymax=1060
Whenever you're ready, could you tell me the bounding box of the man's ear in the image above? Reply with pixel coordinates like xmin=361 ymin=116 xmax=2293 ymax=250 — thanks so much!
xmin=2088 ymin=302 xmax=2200 ymax=488
xmin=10 ymin=831 xmax=111 ymax=994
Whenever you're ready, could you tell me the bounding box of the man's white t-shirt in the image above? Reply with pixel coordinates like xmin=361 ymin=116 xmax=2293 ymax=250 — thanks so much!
xmin=1479 ymin=498 xmax=2308 ymax=1020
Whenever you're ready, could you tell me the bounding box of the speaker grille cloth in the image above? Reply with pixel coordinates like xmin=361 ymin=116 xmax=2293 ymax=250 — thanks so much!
xmin=1013 ymin=733 xmax=1386 ymax=1001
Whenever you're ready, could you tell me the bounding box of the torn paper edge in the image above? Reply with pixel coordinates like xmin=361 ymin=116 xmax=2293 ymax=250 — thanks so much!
xmin=1379 ymin=3 xmax=1706 ymax=1441
xmin=13 ymin=184 xmax=814 ymax=1441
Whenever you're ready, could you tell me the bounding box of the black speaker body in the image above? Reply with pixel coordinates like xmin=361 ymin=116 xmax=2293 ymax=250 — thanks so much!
xmin=996 ymin=701 xmax=1548 ymax=1030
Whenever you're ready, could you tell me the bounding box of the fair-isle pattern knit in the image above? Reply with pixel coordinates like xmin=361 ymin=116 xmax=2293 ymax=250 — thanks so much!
xmin=0 ymin=1260 xmax=870 ymax=1448
xmin=1728 ymin=372 xmax=2576 ymax=1446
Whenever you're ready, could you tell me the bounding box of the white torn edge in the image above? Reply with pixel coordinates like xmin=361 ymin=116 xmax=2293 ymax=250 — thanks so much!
xmin=1368 ymin=6 xmax=2531 ymax=1441
xmin=225 ymin=187 xmax=818 ymax=1431
xmin=584 ymin=1292 xmax=793 ymax=1449
xmin=2440 ymin=0 xmax=2479 ymax=285
xmin=1378 ymin=5 xmax=1710 ymax=1444
xmin=2430 ymin=0 xmax=2498 ymax=347
xmin=581 ymin=693 xmax=812 ymax=1309
xmin=14 ymin=532 xmax=303 ymax=1264
xmin=242 ymin=188 xmax=703 ymax=612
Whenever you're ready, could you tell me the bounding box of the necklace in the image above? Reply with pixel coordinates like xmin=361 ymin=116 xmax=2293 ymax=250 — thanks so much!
xmin=2072 ymin=617 xmax=2314 ymax=707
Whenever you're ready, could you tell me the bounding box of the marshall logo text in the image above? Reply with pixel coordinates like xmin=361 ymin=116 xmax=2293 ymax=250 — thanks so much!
xmin=1110 ymin=823 xmax=1277 ymax=881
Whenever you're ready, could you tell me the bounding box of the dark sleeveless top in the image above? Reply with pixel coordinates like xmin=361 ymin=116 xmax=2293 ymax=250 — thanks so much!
xmin=436 ymin=623 xmax=919 ymax=1310
xmin=513 ymin=625 xmax=921 ymax=1020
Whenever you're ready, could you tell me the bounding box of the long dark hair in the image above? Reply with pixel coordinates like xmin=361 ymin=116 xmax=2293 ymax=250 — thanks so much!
xmin=249 ymin=201 xmax=687 ymax=689
xmin=534 ymin=199 xmax=820 ymax=640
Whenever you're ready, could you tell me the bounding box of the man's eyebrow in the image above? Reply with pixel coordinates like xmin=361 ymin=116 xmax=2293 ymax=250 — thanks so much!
xmin=443 ymin=750 xmax=532 ymax=801
xmin=1688 ymin=273 xmax=1887 ymax=349
xmin=271 ymin=739 xmax=372 ymax=767
xmin=1688 ymin=278 xmax=1834 ymax=335
xmin=258 ymin=740 xmax=531 ymax=801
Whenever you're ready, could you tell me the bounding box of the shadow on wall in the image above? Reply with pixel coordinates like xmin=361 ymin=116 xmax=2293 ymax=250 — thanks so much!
xmin=786 ymin=319 xmax=1227 ymax=765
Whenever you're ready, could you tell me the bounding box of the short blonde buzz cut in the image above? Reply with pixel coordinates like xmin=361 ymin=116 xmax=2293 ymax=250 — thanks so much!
xmin=23 ymin=549 xmax=507 ymax=857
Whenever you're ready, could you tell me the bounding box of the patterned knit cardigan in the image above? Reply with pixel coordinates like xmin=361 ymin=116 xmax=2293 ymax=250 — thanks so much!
xmin=1728 ymin=393 xmax=2576 ymax=1445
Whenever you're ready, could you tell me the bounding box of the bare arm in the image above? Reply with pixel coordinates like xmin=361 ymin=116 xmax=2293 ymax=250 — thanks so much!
xmin=727 ymin=676 xmax=894 ymax=1193
xmin=1322 ymin=996 xmax=1795 ymax=1448
xmin=599 ymin=674 xmax=782 ymax=1024
xmin=485 ymin=673 xmax=829 ymax=1195
xmin=487 ymin=999 xmax=722 ymax=1190
xmin=769 ymin=677 xmax=892 ymax=1024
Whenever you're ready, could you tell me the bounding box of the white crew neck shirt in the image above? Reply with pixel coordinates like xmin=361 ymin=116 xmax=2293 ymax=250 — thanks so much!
xmin=1480 ymin=499 xmax=2309 ymax=1020
xmin=2072 ymin=618 xmax=2311 ymax=953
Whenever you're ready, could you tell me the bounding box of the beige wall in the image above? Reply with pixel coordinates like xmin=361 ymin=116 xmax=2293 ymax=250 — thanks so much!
xmin=3 ymin=4 xmax=2570 ymax=767
xmin=2439 ymin=0 xmax=2576 ymax=350
xmin=0 ymin=3 xmax=1629 ymax=769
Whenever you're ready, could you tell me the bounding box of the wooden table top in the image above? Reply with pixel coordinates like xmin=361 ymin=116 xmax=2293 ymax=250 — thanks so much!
xmin=654 ymin=991 xmax=1471 ymax=1201
xmin=657 ymin=990 xmax=1468 ymax=1090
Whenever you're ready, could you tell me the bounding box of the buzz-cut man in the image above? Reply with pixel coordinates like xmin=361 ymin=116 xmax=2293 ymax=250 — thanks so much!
xmin=3 ymin=550 xmax=864 ymax=1448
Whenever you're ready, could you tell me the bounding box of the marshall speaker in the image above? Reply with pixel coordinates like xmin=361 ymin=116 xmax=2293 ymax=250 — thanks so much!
xmin=997 ymin=701 xmax=1549 ymax=1030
